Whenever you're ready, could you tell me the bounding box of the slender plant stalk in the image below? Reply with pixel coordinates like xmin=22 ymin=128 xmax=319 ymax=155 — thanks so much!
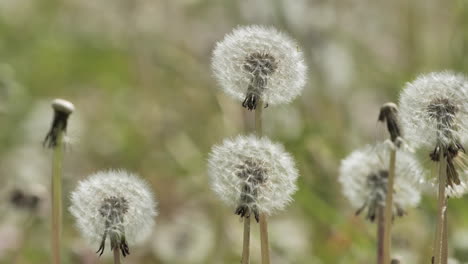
xmin=113 ymin=247 xmax=121 ymax=264
xmin=441 ymin=199 xmax=448 ymax=264
xmin=259 ymin=212 xmax=270 ymax=264
xmin=383 ymin=148 xmax=397 ymax=263
xmin=51 ymin=131 xmax=64 ymax=264
xmin=254 ymin=100 xmax=270 ymax=264
xmin=433 ymin=153 xmax=447 ymax=264
xmin=241 ymin=216 xmax=251 ymax=264
xmin=255 ymin=100 xmax=263 ymax=135
xmin=377 ymin=205 xmax=385 ymax=264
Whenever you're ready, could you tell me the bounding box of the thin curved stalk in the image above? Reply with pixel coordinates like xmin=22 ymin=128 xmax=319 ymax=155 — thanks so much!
xmin=377 ymin=206 xmax=385 ymax=264
xmin=51 ymin=131 xmax=64 ymax=264
xmin=383 ymin=148 xmax=397 ymax=263
xmin=241 ymin=216 xmax=251 ymax=264
xmin=259 ymin=212 xmax=270 ymax=264
xmin=255 ymin=100 xmax=270 ymax=264
xmin=113 ymin=247 xmax=121 ymax=264
xmin=433 ymin=154 xmax=447 ymax=264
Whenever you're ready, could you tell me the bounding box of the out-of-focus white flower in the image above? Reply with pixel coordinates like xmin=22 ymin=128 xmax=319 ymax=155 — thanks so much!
xmin=69 ymin=170 xmax=157 ymax=257
xmin=152 ymin=209 xmax=214 ymax=263
xmin=211 ymin=25 xmax=307 ymax=110
xmin=399 ymin=72 xmax=468 ymax=196
xmin=339 ymin=142 xmax=424 ymax=221
xmin=208 ymin=135 xmax=298 ymax=221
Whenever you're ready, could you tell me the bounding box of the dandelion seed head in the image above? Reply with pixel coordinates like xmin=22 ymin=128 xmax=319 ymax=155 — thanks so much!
xmin=339 ymin=143 xmax=424 ymax=221
xmin=69 ymin=170 xmax=157 ymax=252
xmin=208 ymin=135 xmax=298 ymax=218
xmin=211 ymin=25 xmax=307 ymax=109
xmin=399 ymin=72 xmax=468 ymax=150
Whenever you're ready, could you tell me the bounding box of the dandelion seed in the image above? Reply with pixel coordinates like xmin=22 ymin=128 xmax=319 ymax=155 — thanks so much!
xmin=339 ymin=143 xmax=423 ymax=221
xmin=211 ymin=25 xmax=307 ymax=110
xmin=208 ymin=135 xmax=298 ymax=222
xmin=69 ymin=170 xmax=157 ymax=257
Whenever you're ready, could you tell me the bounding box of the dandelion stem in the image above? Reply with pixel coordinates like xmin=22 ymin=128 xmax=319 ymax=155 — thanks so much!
xmin=113 ymin=247 xmax=121 ymax=264
xmin=259 ymin=212 xmax=271 ymax=264
xmin=51 ymin=131 xmax=64 ymax=264
xmin=433 ymin=153 xmax=447 ymax=264
xmin=255 ymin=100 xmax=263 ymax=135
xmin=441 ymin=199 xmax=448 ymax=264
xmin=377 ymin=205 xmax=385 ymax=264
xmin=254 ymin=100 xmax=270 ymax=264
xmin=241 ymin=217 xmax=251 ymax=264
xmin=383 ymin=148 xmax=396 ymax=263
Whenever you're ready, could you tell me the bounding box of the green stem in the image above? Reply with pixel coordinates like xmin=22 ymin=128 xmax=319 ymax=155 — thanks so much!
xmin=383 ymin=148 xmax=397 ymax=263
xmin=241 ymin=217 xmax=251 ymax=264
xmin=51 ymin=131 xmax=64 ymax=264
xmin=433 ymin=154 xmax=447 ymax=264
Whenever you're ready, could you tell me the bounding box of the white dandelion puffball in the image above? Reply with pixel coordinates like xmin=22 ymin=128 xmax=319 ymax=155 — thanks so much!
xmin=211 ymin=25 xmax=307 ymax=110
xmin=208 ymin=135 xmax=298 ymax=220
xmin=339 ymin=142 xmax=424 ymax=221
xmin=399 ymin=71 xmax=468 ymax=151
xmin=69 ymin=170 xmax=157 ymax=255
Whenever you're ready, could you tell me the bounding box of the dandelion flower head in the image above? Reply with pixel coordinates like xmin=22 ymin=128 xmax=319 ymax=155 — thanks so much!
xmin=339 ymin=142 xmax=424 ymax=221
xmin=211 ymin=25 xmax=307 ymax=110
xmin=399 ymin=72 xmax=468 ymax=191
xmin=69 ymin=170 xmax=157 ymax=256
xmin=208 ymin=135 xmax=298 ymax=221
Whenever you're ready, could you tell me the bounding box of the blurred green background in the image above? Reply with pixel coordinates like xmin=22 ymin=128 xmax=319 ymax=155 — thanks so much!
xmin=1 ymin=0 xmax=468 ymax=263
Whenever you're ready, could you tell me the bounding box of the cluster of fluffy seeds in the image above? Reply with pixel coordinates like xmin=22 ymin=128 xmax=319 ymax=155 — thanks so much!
xmin=211 ymin=25 xmax=307 ymax=108
xmin=399 ymin=72 xmax=468 ymax=151
xmin=399 ymin=72 xmax=468 ymax=196
xmin=69 ymin=170 xmax=157 ymax=251
xmin=208 ymin=135 xmax=298 ymax=219
xmin=339 ymin=142 xmax=424 ymax=220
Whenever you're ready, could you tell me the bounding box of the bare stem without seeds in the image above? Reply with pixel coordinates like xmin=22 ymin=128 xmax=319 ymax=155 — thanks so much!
xmin=241 ymin=217 xmax=251 ymax=264
xmin=383 ymin=149 xmax=396 ymax=263
xmin=377 ymin=206 xmax=385 ymax=264
xmin=259 ymin=213 xmax=271 ymax=264
xmin=441 ymin=200 xmax=448 ymax=264
xmin=433 ymin=154 xmax=447 ymax=264
xmin=51 ymin=131 xmax=64 ymax=264
xmin=113 ymin=247 xmax=121 ymax=264
xmin=255 ymin=100 xmax=270 ymax=264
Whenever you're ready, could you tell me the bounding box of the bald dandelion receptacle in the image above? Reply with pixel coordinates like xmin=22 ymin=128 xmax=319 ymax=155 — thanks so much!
xmin=69 ymin=170 xmax=157 ymax=257
xmin=211 ymin=25 xmax=307 ymax=110
xmin=208 ymin=135 xmax=299 ymax=221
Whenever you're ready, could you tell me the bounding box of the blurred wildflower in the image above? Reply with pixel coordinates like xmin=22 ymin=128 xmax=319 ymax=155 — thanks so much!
xmin=208 ymin=135 xmax=298 ymax=222
xmin=339 ymin=143 xmax=424 ymax=221
xmin=152 ymin=209 xmax=214 ymax=263
xmin=211 ymin=25 xmax=307 ymax=110
xmin=399 ymin=72 xmax=468 ymax=196
xmin=69 ymin=170 xmax=157 ymax=257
